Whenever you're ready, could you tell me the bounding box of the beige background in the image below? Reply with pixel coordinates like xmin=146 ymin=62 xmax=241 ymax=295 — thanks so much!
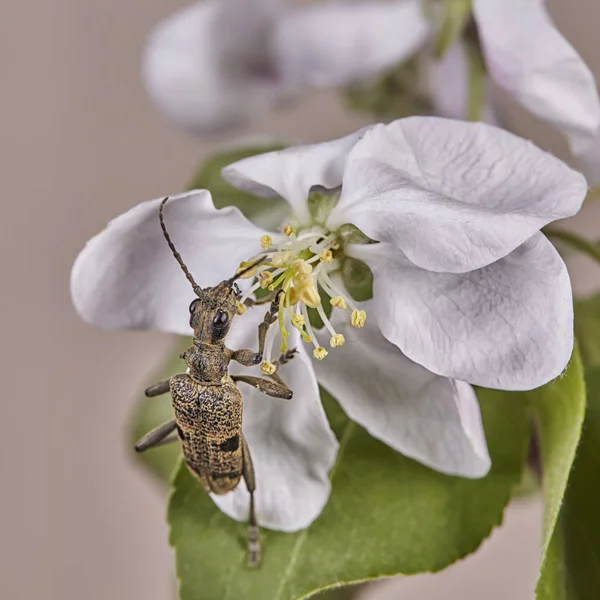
xmin=1 ymin=1 xmax=598 ymax=599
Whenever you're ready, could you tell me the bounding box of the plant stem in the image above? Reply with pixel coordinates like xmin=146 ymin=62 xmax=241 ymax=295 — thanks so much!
xmin=545 ymin=228 xmax=600 ymax=264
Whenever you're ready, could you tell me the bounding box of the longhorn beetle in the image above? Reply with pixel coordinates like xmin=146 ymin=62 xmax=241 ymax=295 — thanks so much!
xmin=134 ymin=197 xmax=296 ymax=567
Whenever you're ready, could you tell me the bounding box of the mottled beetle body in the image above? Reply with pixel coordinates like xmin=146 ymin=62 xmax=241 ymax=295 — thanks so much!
xmin=135 ymin=198 xmax=295 ymax=567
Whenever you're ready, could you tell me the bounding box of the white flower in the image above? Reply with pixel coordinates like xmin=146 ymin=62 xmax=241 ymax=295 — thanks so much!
xmin=71 ymin=117 xmax=586 ymax=531
xmin=142 ymin=0 xmax=430 ymax=133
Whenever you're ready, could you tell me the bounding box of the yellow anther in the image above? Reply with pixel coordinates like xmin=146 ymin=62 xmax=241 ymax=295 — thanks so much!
xmin=283 ymin=224 xmax=296 ymax=236
xmin=291 ymin=314 xmax=305 ymax=327
xmin=320 ymin=250 xmax=333 ymax=263
xmin=260 ymin=235 xmax=272 ymax=250
xmin=330 ymin=295 xmax=347 ymax=309
xmin=298 ymin=281 xmax=321 ymax=308
xmin=330 ymin=334 xmax=345 ymax=348
xmin=351 ymin=309 xmax=367 ymax=328
xmin=258 ymin=271 xmax=273 ymax=289
xmin=235 ymin=301 xmax=246 ymax=315
xmin=313 ymin=347 xmax=329 ymax=360
xmin=292 ymin=259 xmax=313 ymax=275
xmin=260 ymin=361 xmax=276 ymax=375
xmin=236 ymin=262 xmax=258 ymax=279
xmin=271 ymin=250 xmax=292 ymax=267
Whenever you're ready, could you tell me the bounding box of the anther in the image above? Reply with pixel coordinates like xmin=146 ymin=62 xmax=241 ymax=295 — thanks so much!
xmin=320 ymin=250 xmax=333 ymax=263
xmin=351 ymin=309 xmax=367 ymax=328
xmin=330 ymin=295 xmax=347 ymax=309
xmin=330 ymin=333 xmax=345 ymax=348
xmin=258 ymin=271 xmax=273 ymax=289
xmin=291 ymin=314 xmax=305 ymax=327
xmin=283 ymin=224 xmax=296 ymax=236
xmin=313 ymin=347 xmax=329 ymax=360
xmin=260 ymin=235 xmax=272 ymax=250
xmin=260 ymin=361 xmax=276 ymax=375
xmin=235 ymin=301 xmax=246 ymax=315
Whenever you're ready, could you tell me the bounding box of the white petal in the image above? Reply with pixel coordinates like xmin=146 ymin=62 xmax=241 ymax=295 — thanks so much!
xmin=221 ymin=127 xmax=372 ymax=224
xmin=473 ymin=0 xmax=600 ymax=155
xmin=313 ymin=309 xmax=490 ymax=477
xmin=142 ymin=0 xmax=284 ymax=134
xmin=427 ymin=42 xmax=499 ymax=125
xmin=212 ymin=311 xmax=338 ymax=531
xmin=576 ymin=132 xmax=600 ymax=187
xmin=351 ymin=232 xmax=573 ymax=390
xmin=71 ymin=191 xmax=270 ymax=335
xmin=329 ymin=117 xmax=587 ymax=273
xmin=271 ymin=0 xmax=431 ymax=87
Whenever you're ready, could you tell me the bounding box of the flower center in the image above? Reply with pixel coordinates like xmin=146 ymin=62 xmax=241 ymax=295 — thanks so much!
xmin=237 ymin=222 xmax=367 ymax=367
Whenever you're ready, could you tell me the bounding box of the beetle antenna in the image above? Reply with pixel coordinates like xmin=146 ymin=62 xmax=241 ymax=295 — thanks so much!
xmin=159 ymin=197 xmax=203 ymax=296
xmin=227 ymin=256 xmax=268 ymax=285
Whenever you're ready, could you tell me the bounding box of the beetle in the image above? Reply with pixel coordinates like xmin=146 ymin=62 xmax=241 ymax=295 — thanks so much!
xmin=134 ymin=197 xmax=295 ymax=567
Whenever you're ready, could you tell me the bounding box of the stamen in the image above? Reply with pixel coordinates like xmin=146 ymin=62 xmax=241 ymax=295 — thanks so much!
xmin=260 ymin=235 xmax=272 ymax=250
xmin=330 ymin=333 xmax=345 ymax=348
xmin=260 ymin=361 xmax=276 ymax=375
xmin=258 ymin=271 xmax=273 ymax=289
xmin=277 ymin=294 xmax=289 ymax=353
xmin=313 ymin=347 xmax=329 ymax=360
xmin=291 ymin=314 xmax=305 ymax=327
xmin=351 ymin=309 xmax=367 ymax=328
xmin=235 ymin=301 xmax=246 ymax=315
xmin=330 ymin=296 xmax=347 ymax=309
xmin=283 ymin=224 xmax=296 ymax=236
xmin=301 ymin=303 xmax=321 ymax=350
xmin=320 ymin=250 xmax=333 ymax=263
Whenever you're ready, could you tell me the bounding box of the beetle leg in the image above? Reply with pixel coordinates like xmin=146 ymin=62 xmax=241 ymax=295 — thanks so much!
xmin=232 ymin=297 xmax=281 ymax=366
xmin=232 ymin=375 xmax=293 ymax=400
xmin=243 ymin=290 xmax=277 ymax=307
xmin=241 ymin=436 xmax=260 ymax=568
xmin=144 ymin=379 xmax=171 ymax=397
xmin=134 ymin=420 xmax=177 ymax=452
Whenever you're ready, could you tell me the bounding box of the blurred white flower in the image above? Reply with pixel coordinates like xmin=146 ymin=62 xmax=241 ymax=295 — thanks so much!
xmin=142 ymin=0 xmax=430 ymax=133
xmin=71 ymin=117 xmax=586 ymax=530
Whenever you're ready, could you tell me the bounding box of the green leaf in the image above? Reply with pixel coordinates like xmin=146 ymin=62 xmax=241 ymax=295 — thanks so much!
xmin=130 ymin=338 xmax=190 ymax=484
xmin=531 ymin=347 xmax=587 ymax=600
xmin=434 ymin=0 xmax=473 ymax=58
xmin=169 ymin=387 xmax=530 ymax=600
xmin=187 ymin=145 xmax=290 ymax=229
xmin=559 ymin=367 xmax=600 ymax=599
xmin=575 ymin=294 xmax=600 ymax=369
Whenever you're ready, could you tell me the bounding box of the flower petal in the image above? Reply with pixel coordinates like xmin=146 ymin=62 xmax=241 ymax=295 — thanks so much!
xmin=313 ymin=308 xmax=490 ymax=477
xmin=350 ymin=232 xmax=573 ymax=390
xmin=142 ymin=0 xmax=283 ymax=134
xmin=221 ymin=128 xmax=372 ymax=225
xmin=271 ymin=0 xmax=431 ymax=87
xmin=71 ymin=191 xmax=270 ymax=335
xmin=473 ymin=0 xmax=600 ymax=155
xmin=427 ymin=42 xmax=499 ymax=125
xmin=212 ymin=310 xmax=338 ymax=531
xmin=328 ymin=117 xmax=587 ymax=273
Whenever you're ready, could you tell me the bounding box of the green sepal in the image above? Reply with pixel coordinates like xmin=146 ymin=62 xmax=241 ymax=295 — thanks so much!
xmin=340 ymin=257 xmax=373 ymax=302
xmin=168 ymin=387 xmax=530 ymax=600
xmin=187 ymin=144 xmax=289 ymax=229
xmin=530 ymin=346 xmax=587 ymax=599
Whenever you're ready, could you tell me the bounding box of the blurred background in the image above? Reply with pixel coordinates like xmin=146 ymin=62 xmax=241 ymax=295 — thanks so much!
xmin=1 ymin=0 xmax=599 ymax=598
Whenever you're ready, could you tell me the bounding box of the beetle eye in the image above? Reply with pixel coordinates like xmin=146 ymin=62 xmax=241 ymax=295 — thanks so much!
xmin=213 ymin=310 xmax=229 ymax=326
xmin=189 ymin=298 xmax=200 ymax=313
